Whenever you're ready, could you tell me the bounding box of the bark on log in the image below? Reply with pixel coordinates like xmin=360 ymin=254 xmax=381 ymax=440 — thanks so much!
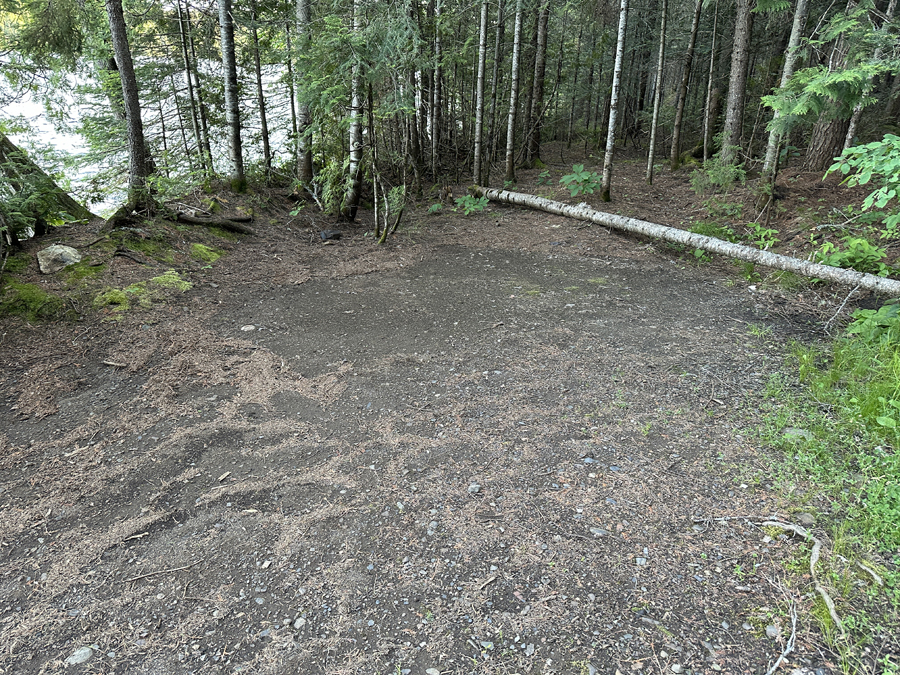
xmin=174 ymin=212 xmax=256 ymax=235
xmin=474 ymin=187 xmax=900 ymax=297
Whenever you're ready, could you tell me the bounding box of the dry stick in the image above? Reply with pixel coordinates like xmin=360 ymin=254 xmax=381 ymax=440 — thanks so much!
xmin=823 ymin=283 xmax=860 ymax=334
xmin=124 ymin=559 xmax=204 ymax=583
xmin=760 ymin=520 xmax=845 ymax=637
xmin=474 ymin=187 xmax=900 ymax=296
xmin=764 ymin=582 xmax=798 ymax=675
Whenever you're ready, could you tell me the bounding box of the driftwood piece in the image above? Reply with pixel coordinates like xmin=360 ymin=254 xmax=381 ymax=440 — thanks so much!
xmin=474 ymin=186 xmax=900 ymax=297
xmin=175 ymin=211 xmax=255 ymax=235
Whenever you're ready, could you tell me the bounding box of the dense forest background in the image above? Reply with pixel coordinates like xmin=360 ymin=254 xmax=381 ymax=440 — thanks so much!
xmin=1 ymin=0 xmax=899 ymax=244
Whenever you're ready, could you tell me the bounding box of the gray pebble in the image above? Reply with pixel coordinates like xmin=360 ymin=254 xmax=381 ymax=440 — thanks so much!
xmin=797 ymin=512 xmax=816 ymax=527
xmin=636 ymin=557 xmax=647 ymax=565
xmin=468 ymin=484 xmax=481 ymax=494
xmin=293 ymin=617 xmax=306 ymax=630
xmin=590 ymin=528 xmax=608 ymax=537
xmin=65 ymin=647 xmax=94 ymax=665
xmin=766 ymin=625 xmax=779 ymax=638
xmin=671 ymin=665 xmax=684 ymax=674
xmin=425 ymin=670 xmax=441 ymax=675
xmin=721 ymin=621 xmax=730 ymax=630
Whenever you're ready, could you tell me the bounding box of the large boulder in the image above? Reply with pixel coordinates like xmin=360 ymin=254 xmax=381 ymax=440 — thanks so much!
xmin=37 ymin=245 xmax=81 ymax=274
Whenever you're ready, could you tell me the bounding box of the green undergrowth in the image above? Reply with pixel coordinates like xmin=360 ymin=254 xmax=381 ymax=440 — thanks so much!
xmin=0 ymin=279 xmax=65 ymax=321
xmin=757 ymin=310 xmax=900 ymax=669
xmin=93 ymin=270 xmax=192 ymax=315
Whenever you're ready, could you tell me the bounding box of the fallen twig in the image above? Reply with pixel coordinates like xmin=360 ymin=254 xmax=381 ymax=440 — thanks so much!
xmin=124 ymin=559 xmax=204 ymax=583
xmin=764 ymin=584 xmax=798 ymax=675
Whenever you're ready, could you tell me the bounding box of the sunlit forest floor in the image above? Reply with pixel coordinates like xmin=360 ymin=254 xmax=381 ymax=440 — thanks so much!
xmin=0 ymin=150 xmax=895 ymax=674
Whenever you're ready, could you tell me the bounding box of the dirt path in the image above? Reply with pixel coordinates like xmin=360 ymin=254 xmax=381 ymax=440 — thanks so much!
xmin=1 ymin=200 xmax=831 ymax=674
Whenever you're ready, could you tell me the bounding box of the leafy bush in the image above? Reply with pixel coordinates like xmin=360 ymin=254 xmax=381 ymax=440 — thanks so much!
xmin=815 ymin=236 xmax=893 ymax=276
xmin=746 ymin=222 xmax=780 ymax=250
xmin=454 ymin=195 xmax=488 ymax=215
xmin=828 ymin=134 xmax=900 ymax=237
xmin=847 ymin=300 xmax=900 ymax=343
xmin=560 ymin=164 xmax=601 ymax=197
xmin=690 ymin=149 xmax=746 ymax=195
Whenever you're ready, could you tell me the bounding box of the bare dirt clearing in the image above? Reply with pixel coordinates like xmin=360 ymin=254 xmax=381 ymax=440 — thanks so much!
xmin=0 ymin=160 xmax=875 ymax=674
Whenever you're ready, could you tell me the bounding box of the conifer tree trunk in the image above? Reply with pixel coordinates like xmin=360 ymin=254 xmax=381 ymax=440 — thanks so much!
xmin=431 ymin=0 xmax=443 ymax=177
xmin=104 ymin=0 xmax=155 ymax=211
xmin=250 ymin=0 xmax=271 ymax=177
xmin=670 ymin=0 xmax=702 ymax=170
xmin=762 ymin=0 xmax=809 ymax=174
xmin=803 ymin=1 xmax=855 ymax=171
xmin=646 ymin=0 xmax=667 ymax=184
xmin=295 ymin=0 xmax=314 ymax=187
xmin=218 ymin=0 xmax=245 ymax=191
xmin=0 ymin=132 xmax=95 ymax=228
xmin=703 ymin=1 xmax=719 ymax=162
xmin=504 ymin=0 xmax=524 ymax=185
xmin=486 ymin=0 xmax=505 ymax=184
xmin=601 ymin=0 xmax=629 ymax=202
xmin=343 ymin=0 xmax=364 ymax=221
xmin=721 ymin=0 xmax=753 ymax=165
xmin=473 ymin=0 xmax=489 ymax=185
xmin=566 ymin=20 xmax=584 ymax=148
xmin=525 ymin=0 xmax=550 ymax=167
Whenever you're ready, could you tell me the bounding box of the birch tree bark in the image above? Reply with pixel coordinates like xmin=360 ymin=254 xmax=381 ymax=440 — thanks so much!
xmin=105 ymin=0 xmax=155 ymax=212
xmin=601 ymin=0 xmax=629 ymax=202
xmin=646 ymin=0 xmax=667 ymax=184
xmin=342 ymin=0 xmax=364 ymax=221
xmin=762 ymin=0 xmax=810 ymax=174
xmin=504 ymin=0 xmax=524 ymax=185
xmin=721 ymin=0 xmax=753 ymax=165
xmin=472 ymin=0 xmax=489 ymax=185
xmin=670 ymin=0 xmax=702 ymax=170
xmin=474 ymin=187 xmax=900 ymax=296
xmin=218 ymin=0 xmax=246 ymax=192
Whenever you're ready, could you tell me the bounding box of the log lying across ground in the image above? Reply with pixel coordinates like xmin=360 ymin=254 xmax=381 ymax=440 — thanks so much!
xmin=174 ymin=211 xmax=256 ymax=235
xmin=475 ymin=186 xmax=900 ymax=297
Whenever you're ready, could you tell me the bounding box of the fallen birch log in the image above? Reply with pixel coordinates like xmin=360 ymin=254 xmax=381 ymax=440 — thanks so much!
xmin=474 ymin=186 xmax=900 ymax=297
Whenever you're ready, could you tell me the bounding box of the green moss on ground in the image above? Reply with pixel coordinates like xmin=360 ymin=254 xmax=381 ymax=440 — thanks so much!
xmin=0 ymin=280 xmax=65 ymax=321
xmin=92 ymin=271 xmax=191 ymax=314
xmin=190 ymin=244 xmax=223 ymax=264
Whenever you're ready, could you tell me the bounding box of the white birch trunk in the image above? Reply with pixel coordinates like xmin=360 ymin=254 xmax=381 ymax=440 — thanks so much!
xmin=343 ymin=0 xmax=363 ymax=221
xmin=762 ymin=0 xmax=810 ymax=174
xmin=474 ymin=187 xmax=900 ymax=296
xmin=431 ymin=0 xmax=442 ymax=177
xmin=504 ymin=0 xmax=524 ymax=185
xmin=473 ymin=0 xmax=489 ymax=185
xmin=646 ymin=0 xmax=667 ymax=184
xmin=601 ymin=0 xmax=629 ymax=202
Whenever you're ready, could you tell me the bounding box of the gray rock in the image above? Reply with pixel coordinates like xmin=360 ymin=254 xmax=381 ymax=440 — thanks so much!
xmin=797 ymin=512 xmax=816 ymax=527
xmin=765 ymin=624 xmax=780 ymax=638
xmin=65 ymin=646 xmax=94 ymax=665
xmin=636 ymin=557 xmax=647 ymax=565
xmin=425 ymin=670 xmax=441 ymax=675
xmin=467 ymin=483 xmax=481 ymax=494
xmin=671 ymin=665 xmax=684 ymax=674
xmin=293 ymin=617 xmax=306 ymax=630
xmin=525 ymin=643 xmax=535 ymax=656
xmin=590 ymin=528 xmax=608 ymax=537
xmin=784 ymin=427 xmax=813 ymax=441
xmin=37 ymin=245 xmax=81 ymax=274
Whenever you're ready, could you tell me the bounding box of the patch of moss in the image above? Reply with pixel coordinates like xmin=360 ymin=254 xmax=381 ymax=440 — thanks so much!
xmin=208 ymin=226 xmax=238 ymax=241
xmin=0 ymin=280 xmax=64 ymax=321
xmin=93 ymin=288 xmax=130 ymax=312
xmin=190 ymin=244 xmax=223 ymax=264
xmin=150 ymin=270 xmax=192 ymax=291
xmin=65 ymin=259 xmax=106 ymax=282
xmin=3 ymin=254 xmax=30 ymax=274
xmin=587 ymin=277 xmax=608 ymax=285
